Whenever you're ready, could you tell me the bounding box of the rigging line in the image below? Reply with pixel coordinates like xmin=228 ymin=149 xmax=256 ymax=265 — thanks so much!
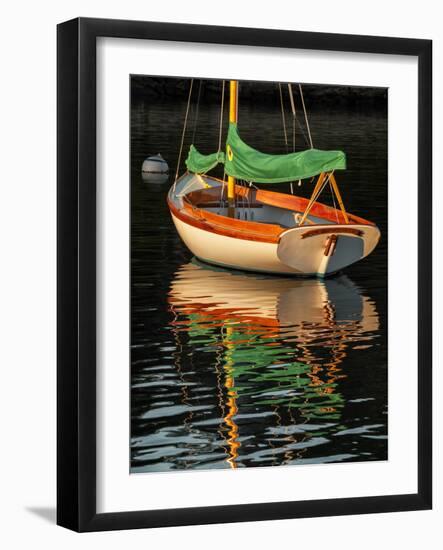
xmin=329 ymin=179 xmax=340 ymax=224
xmin=245 ymin=180 xmax=251 ymax=214
xmin=295 ymin=115 xmax=310 ymax=147
xmin=218 ymin=80 xmax=225 ymax=152
xmin=191 ymin=79 xmax=202 ymax=144
xmin=288 ymin=83 xmax=296 ymax=117
xmin=220 ymin=172 xmax=226 ymax=213
xmin=287 ymin=83 xmax=296 ymax=152
xmin=240 ymin=180 xmax=245 ymax=218
xmin=287 ymin=83 xmax=297 ymax=192
xmin=299 ymin=84 xmax=314 ymax=149
xmin=242 ymin=180 xmax=248 ymax=219
xmin=302 ymin=172 xmax=332 ymax=223
xmin=278 ymin=83 xmax=289 ymax=152
xmin=174 ymin=79 xmax=194 ymax=189
xmin=311 ymin=178 xmax=329 ymax=206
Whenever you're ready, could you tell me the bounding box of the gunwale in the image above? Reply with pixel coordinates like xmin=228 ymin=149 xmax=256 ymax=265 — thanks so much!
xmin=168 ymin=182 xmax=374 ymax=244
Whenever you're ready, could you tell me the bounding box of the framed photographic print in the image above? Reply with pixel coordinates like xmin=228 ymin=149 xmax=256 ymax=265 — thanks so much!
xmin=57 ymin=17 xmax=432 ymax=531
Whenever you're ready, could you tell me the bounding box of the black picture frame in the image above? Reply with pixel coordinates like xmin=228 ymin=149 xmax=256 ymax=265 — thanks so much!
xmin=57 ymin=17 xmax=432 ymax=532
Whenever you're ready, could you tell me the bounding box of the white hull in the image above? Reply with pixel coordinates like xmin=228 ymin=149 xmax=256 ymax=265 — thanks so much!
xmin=171 ymin=213 xmax=379 ymax=276
xmin=171 ymin=213 xmax=296 ymax=275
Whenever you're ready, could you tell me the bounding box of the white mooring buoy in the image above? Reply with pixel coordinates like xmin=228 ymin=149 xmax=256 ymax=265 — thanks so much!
xmin=141 ymin=153 xmax=169 ymax=183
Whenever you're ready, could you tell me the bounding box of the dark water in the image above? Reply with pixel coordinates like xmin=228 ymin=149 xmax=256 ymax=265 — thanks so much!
xmin=130 ymin=79 xmax=387 ymax=472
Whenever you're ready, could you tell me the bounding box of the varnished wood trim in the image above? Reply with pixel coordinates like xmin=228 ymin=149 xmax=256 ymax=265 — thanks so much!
xmin=324 ymin=234 xmax=338 ymax=256
xmin=168 ymin=196 xmax=281 ymax=243
xmin=298 ymin=172 xmax=326 ymax=226
xmin=329 ymin=173 xmax=350 ymax=224
xmin=182 ymin=198 xmax=282 ymax=237
xmin=254 ymin=187 xmax=374 ymax=226
xmin=301 ymin=227 xmax=364 ymax=239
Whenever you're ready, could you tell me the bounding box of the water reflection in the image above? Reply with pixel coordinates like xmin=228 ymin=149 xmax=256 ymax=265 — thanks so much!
xmin=131 ymin=88 xmax=387 ymax=472
xmin=131 ymin=260 xmax=384 ymax=472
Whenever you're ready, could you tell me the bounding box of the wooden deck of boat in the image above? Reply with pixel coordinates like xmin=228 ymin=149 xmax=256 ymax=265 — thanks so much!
xmin=168 ymin=183 xmax=374 ymax=244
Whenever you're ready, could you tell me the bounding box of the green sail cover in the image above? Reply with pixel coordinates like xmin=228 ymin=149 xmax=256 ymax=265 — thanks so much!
xmin=185 ymin=123 xmax=346 ymax=183
xmin=185 ymin=146 xmax=225 ymax=174
xmin=225 ymin=123 xmax=346 ymax=183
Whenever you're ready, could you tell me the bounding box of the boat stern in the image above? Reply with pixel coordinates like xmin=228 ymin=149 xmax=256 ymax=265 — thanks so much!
xmin=277 ymin=224 xmax=381 ymax=276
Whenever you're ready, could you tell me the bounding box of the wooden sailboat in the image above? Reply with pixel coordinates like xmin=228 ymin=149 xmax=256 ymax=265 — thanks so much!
xmin=167 ymin=80 xmax=380 ymax=277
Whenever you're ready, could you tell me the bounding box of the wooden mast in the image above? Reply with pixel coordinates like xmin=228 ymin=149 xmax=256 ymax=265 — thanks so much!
xmin=227 ymin=80 xmax=238 ymax=217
